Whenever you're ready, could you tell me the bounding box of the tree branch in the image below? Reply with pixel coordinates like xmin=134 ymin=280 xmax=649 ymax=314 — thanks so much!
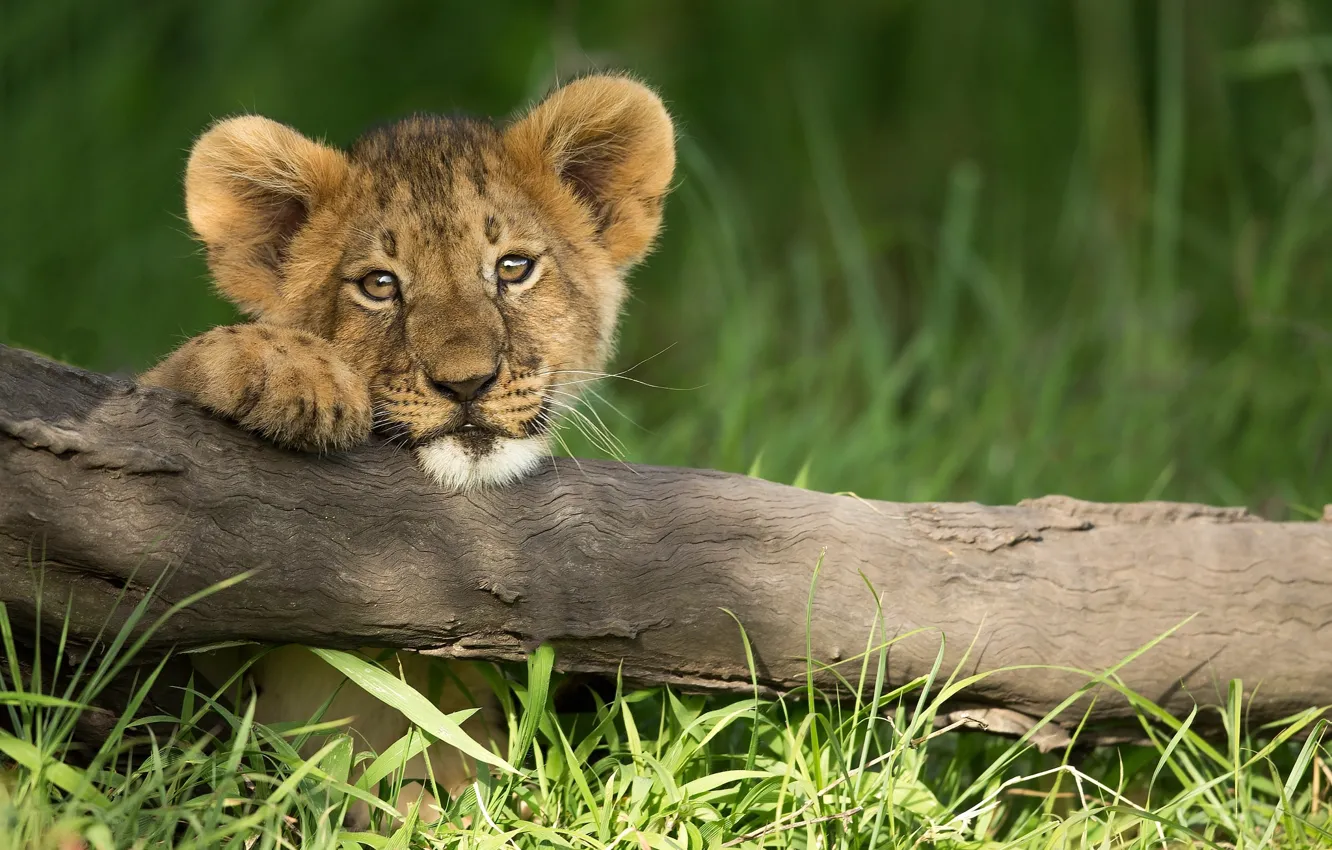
xmin=2 ymin=343 xmax=1330 ymax=748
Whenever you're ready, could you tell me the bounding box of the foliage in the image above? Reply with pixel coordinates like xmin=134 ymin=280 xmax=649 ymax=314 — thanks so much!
xmin=3 ymin=1 xmax=1330 ymax=509
xmin=2 ymin=593 xmax=1330 ymax=849
xmin=3 ymin=2 xmax=1332 ymax=847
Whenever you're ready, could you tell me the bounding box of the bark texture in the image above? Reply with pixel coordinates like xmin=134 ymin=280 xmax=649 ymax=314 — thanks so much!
xmin=2 ymin=343 xmax=1330 ymax=747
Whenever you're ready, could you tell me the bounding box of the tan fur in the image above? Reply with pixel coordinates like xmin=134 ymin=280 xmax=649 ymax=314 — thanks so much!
xmin=143 ymin=324 xmax=371 ymax=450
xmin=140 ymin=74 xmax=676 ymax=822
xmin=144 ymin=73 xmax=675 ymax=458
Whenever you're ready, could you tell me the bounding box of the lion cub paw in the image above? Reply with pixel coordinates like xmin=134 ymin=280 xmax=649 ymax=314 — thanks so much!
xmin=143 ymin=324 xmax=372 ymax=452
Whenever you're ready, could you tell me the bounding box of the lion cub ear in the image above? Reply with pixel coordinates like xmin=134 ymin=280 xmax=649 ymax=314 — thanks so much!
xmin=185 ymin=116 xmax=350 ymax=317
xmin=506 ymin=74 xmax=676 ymax=270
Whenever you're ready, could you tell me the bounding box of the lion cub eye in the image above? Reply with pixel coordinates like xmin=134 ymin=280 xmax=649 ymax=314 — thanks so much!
xmin=357 ymin=271 xmax=400 ymax=302
xmin=496 ymin=255 xmax=535 ymax=286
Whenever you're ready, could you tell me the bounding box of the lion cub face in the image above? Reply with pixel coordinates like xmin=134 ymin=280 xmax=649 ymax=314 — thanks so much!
xmin=183 ymin=76 xmax=675 ymax=489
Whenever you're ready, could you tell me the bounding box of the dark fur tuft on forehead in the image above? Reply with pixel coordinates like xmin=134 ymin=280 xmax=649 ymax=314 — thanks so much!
xmin=348 ymin=115 xmax=502 ymax=205
xmin=350 ymin=114 xmax=501 ymax=167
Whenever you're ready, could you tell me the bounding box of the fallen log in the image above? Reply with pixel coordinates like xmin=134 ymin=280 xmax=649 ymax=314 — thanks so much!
xmin=2 ymin=342 xmax=1330 ymax=749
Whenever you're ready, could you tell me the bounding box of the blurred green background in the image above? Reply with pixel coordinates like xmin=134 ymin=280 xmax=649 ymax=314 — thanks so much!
xmin=2 ymin=0 xmax=1330 ymax=513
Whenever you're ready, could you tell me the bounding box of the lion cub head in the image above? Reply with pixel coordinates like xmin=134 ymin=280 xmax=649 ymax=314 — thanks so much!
xmin=185 ymin=75 xmax=675 ymax=489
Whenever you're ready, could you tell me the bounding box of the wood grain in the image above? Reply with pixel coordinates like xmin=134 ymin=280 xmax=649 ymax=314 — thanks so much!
xmin=3 ymin=343 xmax=1329 ymax=746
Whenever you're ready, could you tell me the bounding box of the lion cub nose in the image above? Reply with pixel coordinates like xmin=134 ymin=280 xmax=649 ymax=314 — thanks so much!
xmin=429 ymin=369 xmax=499 ymax=402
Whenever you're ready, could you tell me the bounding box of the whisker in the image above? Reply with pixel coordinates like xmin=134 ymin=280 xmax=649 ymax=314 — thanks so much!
xmin=559 ymin=386 xmax=638 ymax=440
xmin=546 ymin=399 xmax=624 ymax=460
xmin=544 ymin=400 xmax=609 ymax=457
xmin=545 ymin=394 xmax=624 ymax=453
xmin=535 ymin=343 xmax=678 ymax=381
xmin=545 ymin=391 xmax=629 ymax=457
xmin=546 ymin=373 xmax=701 ymax=392
xmin=564 ymin=420 xmax=625 ymax=465
xmin=535 ymin=343 xmax=701 ymax=392
xmin=546 ymin=423 xmax=584 ymax=477
xmin=584 ymin=387 xmax=649 ymax=433
xmin=543 ymin=398 xmax=641 ymax=478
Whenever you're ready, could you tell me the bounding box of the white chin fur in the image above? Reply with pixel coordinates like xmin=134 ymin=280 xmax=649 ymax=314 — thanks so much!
xmin=415 ymin=435 xmax=548 ymax=492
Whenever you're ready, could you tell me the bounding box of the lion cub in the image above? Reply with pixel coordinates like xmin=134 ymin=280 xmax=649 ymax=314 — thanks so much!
xmin=142 ymin=74 xmax=675 ymax=821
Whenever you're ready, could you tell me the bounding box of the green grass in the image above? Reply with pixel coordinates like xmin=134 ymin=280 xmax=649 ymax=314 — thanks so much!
xmin=2 ymin=1 xmax=1329 ymax=512
xmin=3 ymin=589 xmax=1330 ymax=849
xmin=4 ymin=1 xmax=1332 ymax=847
xmin=527 ymin=2 xmax=1332 ymax=513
